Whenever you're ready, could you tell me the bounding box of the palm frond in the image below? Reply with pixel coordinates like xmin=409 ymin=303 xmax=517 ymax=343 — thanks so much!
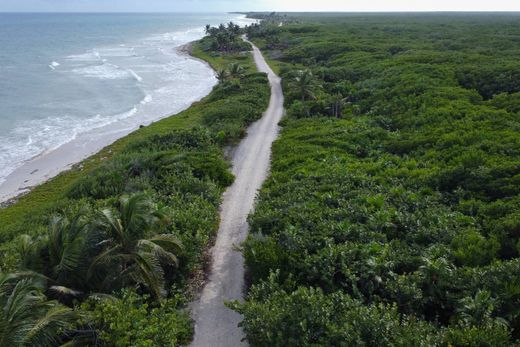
xmin=25 ymin=304 xmax=77 ymax=347
xmin=137 ymin=239 xmax=179 ymax=267
xmin=132 ymin=252 xmax=166 ymax=299
xmin=148 ymin=234 xmax=183 ymax=255
xmin=86 ymin=245 xmax=122 ymax=281
xmin=48 ymin=286 xmax=83 ymax=298
xmin=1 ymin=276 xmax=76 ymax=347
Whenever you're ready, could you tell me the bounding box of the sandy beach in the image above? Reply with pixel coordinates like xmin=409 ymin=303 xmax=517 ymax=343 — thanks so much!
xmin=0 ymin=14 xmax=259 ymax=207
xmin=0 ymin=43 xmax=216 ymax=205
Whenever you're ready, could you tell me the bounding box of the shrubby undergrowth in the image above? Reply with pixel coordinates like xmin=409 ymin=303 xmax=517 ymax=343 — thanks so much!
xmin=0 ymin=27 xmax=269 ymax=346
xmin=236 ymin=13 xmax=520 ymax=346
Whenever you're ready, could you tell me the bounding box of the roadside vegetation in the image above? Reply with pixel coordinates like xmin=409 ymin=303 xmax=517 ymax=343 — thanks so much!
xmin=0 ymin=22 xmax=269 ymax=346
xmin=233 ymin=13 xmax=520 ymax=346
xmin=203 ymin=22 xmax=250 ymax=53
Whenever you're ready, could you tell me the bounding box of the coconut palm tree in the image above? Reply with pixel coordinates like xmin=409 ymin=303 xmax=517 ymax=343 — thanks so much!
xmin=216 ymin=68 xmax=229 ymax=82
xmin=0 ymin=273 xmax=77 ymax=347
xmin=289 ymin=70 xmax=320 ymax=116
xmin=290 ymin=70 xmax=318 ymax=103
xmin=328 ymin=93 xmax=350 ymax=118
xmin=88 ymin=194 xmax=183 ymax=299
xmin=227 ymin=22 xmax=241 ymax=36
xmin=228 ymin=63 xmax=245 ymax=78
xmin=215 ymin=31 xmax=231 ymax=51
xmin=18 ymin=207 xmax=99 ymax=302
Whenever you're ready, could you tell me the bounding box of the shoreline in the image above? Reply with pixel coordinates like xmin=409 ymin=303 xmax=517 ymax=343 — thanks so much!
xmin=0 ymin=14 xmax=258 ymax=207
xmin=0 ymin=40 xmax=217 ymax=207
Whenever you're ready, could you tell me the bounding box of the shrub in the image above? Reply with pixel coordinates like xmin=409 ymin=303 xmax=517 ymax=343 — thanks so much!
xmin=451 ymin=229 xmax=500 ymax=267
xmin=84 ymin=290 xmax=192 ymax=347
xmin=231 ymin=275 xmax=438 ymax=347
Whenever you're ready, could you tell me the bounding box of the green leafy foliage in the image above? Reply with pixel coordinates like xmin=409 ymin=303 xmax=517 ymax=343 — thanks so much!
xmin=84 ymin=290 xmax=192 ymax=347
xmin=233 ymin=273 xmax=515 ymax=346
xmin=0 ymin=29 xmax=270 ymax=346
xmin=0 ymin=273 xmax=78 ymax=347
xmin=202 ymin=22 xmax=250 ymax=53
xmin=238 ymin=13 xmax=520 ymax=345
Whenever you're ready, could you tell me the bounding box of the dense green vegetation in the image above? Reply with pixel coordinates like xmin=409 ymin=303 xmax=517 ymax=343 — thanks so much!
xmin=203 ymin=22 xmax=250 ymax=53
xmin=233 ymin=13 xmax=520 ymax=346
xmin=0 ymin=23 xmax=269 ymax=346
xmin=0 ymin=273 xmax=78 ymax=346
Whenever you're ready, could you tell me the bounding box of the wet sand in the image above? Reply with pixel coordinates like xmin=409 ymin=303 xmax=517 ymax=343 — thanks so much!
xmin=0 ymin=45 xmax=216 ymax=205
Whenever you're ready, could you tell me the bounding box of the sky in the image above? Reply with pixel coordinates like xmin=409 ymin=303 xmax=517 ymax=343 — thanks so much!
xmin=0 ymin=0 xmax=519 ymax=12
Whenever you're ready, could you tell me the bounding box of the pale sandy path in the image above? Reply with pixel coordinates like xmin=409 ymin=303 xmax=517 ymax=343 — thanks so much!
xmin=189 ymin=39 xmax=284 ymax=347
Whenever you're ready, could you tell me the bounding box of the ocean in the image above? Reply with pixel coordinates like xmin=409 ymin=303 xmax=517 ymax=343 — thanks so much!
xmin=0 ymin=13 xmax=253 ymax=188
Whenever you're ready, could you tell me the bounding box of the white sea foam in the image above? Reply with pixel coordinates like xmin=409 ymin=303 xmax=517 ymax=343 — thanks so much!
xmin=232 ymin=14 xmax=260 ymax=27
xmin=49 ymin=61 xmax=60 ymax=70
xmin=97 ymin=47 xmax=136 ymax=58
xmin=141 ymin=95 xmax=153 ymax=105
xmin=0 ymin=15 xmax=255 ymax=188
xmin=66 ymin=51 xmax=101 ymax=62
xmin=128 ymin=69 xmax=143 ymax=82
xmin=72 ymin=63 xmax=131 ymax=80
xmin=0 ymin=100 xmax=148 ymax=185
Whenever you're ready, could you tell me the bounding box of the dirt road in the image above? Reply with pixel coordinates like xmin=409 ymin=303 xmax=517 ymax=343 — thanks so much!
xmin=189 ymin=39 xmax=284 ymax=346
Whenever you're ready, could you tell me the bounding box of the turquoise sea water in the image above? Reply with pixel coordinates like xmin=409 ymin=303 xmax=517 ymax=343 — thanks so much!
xmin=0 ymin=13 xmax=251 ymax=184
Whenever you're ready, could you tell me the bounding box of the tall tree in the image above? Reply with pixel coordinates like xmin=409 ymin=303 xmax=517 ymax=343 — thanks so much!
xmin=18 ymin=207 xmax=99 ymax=302
xmin=291 ymin=70 xmax=318 ymax=102
xmin=227 ymin=22 xmax=240 ymax=36
xmin=290 ymin=70 xmax=319 ymax=116
xmin=328 ymin=93 xmax=349 ymax=118
xmin=88 ymin=194 xmax=183 ymax=299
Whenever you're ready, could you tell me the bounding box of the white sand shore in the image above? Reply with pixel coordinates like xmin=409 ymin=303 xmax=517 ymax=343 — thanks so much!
xmin=0 ymin=44 xmax=216 ymax=205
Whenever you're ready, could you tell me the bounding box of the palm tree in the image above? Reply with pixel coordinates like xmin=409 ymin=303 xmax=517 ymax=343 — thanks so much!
xmin=290 ymin=70 xmax=318 ymax=103
xmin=88 ymin=194 xmax=183 ymax=299
xmin=216 ymin=68 xmax=229 ymax=82
xmin=289 ymin=70 xmax=320 ymax=116
xmin=18 ymin=207 xmax=98 ymax=302
xmin=328 ymin=93 xmax=350 ymax=118
xmin=215 ymin=31 xmax=231 ymax=51
xmin=0 ymin=273 xmax=77 ymax=347
xmin=227 ymin=22 xmax=240 ymax=36
xmin=228 ymin=63 xmax=245 ymax=78
xmin=204 ymin=24 xmax=211 ymax=35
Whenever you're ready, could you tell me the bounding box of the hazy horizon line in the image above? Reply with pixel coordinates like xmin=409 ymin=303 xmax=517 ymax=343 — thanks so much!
xmin=1 ymin=10 xmax=520 ymax=14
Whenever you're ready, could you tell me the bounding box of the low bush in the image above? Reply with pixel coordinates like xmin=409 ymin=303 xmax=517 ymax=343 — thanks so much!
xmin=84 ymin=290 xmax=193 ymax=347
xmin=0 ymin=32 xmax=270 ymax=345
xmin=240 ymin=13 xmax=520 ymax=345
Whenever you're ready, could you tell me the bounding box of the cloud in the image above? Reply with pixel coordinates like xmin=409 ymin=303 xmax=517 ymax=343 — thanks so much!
xmin=266 ymin=0 xmax=520 ymax=11
xmin=1 ymin=0 xmax=519 ymax=12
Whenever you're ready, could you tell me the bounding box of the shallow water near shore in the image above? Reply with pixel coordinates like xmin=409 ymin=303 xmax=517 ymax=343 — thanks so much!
xmin=0 ymin=13 xmax=255 ymax=202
